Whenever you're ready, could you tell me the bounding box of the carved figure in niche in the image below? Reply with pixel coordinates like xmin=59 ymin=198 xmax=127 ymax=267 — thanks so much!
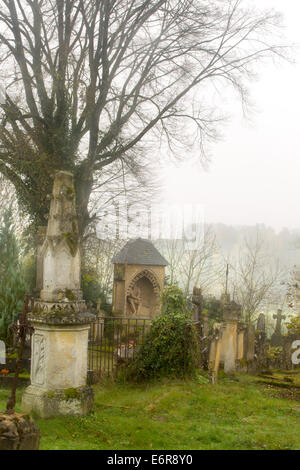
xmin=127 ymin=284 xmax=141 ymax=315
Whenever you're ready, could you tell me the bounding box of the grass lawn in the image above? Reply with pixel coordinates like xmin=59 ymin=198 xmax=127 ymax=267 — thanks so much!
xmin=1 ymin=371 xmax=300 ymax=450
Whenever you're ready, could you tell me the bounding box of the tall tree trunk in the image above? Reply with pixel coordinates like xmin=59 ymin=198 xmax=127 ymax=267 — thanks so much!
xmin=75 ymin=165 xmax=94 ymax=238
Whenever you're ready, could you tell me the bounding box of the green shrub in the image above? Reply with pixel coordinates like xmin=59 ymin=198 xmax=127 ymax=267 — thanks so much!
xmin=266 ymin=345 xmax=283 ymax=360
xmin=124 ymin=286 xmax=200 ymax=380
xmin=285 ymin=315 xmax=300 ymax=336
xmin=126 ymin=311 xmax=199 ymax=380
xmin=0 ymin=208 xmax=27 ymax=343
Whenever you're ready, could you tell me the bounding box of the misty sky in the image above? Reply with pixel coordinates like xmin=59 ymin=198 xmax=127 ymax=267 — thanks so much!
xmin=162 ymin=0 xmax=300 ymax=233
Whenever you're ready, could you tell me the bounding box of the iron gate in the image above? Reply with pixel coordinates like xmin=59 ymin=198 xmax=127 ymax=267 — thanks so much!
xmin=88 ymin=316 xmax=152 ymax=381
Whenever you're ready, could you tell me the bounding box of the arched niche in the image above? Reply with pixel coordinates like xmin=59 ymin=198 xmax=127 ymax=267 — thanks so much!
xmin=126 ymin=269 xmax=161 ymax=317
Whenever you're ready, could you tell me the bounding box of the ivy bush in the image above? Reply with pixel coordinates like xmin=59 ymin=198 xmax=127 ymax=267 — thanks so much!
xmin=123 ymin=286 xmax=200 ymax=381
xmin=161 ymin=285 xmax=188 ymax=315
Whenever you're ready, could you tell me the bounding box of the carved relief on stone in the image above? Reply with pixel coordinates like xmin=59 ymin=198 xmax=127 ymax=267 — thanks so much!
xmin=32 ymin=334 xmax=46 ymax=386
xmin=126 ymin=269 xmax=161 ymax=316
xmin=33 ymin=299 xmax=85 ymax=314
xmin=127 ymin=284 xmax=142 ymax=315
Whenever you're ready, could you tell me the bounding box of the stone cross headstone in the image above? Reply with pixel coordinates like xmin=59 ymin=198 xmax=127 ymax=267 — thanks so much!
xmin=270 ymin=309 xmax=286 ymax=347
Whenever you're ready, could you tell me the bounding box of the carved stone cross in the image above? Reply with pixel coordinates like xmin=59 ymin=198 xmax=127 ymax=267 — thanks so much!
xmin=273 ymin=309 xmax=286 ymax=335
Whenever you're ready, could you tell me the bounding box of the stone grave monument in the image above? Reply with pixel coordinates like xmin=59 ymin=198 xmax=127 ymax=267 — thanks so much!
xmin=22 ymin=171 xmax=94 ymax=418
xmin=220 ymin=293 xmax=242 ymax=374
xmin=255 ymin=313 xmax=267 ymax=368
xmin=270 ymin=309 xmax=286 ymax=347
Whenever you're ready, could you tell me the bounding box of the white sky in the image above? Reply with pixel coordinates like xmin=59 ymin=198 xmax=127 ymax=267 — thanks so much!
xmin=161 ymin=0 xmax=300 ymax=232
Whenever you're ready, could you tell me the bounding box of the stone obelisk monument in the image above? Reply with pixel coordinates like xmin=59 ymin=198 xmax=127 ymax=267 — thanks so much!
xmin=22 ymin=171 xmax=94 ymax=418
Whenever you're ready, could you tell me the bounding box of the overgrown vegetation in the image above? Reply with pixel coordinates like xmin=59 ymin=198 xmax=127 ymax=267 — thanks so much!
xmin=81 ymin=270 xmax=106 ymax=309
xmin=0 ymin=208 xmax=27 ymax=343
xmin=1 ymin=372 xmax=300 ymax=450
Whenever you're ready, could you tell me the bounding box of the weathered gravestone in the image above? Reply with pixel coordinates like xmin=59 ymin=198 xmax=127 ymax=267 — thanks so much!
xmin=255 ymin=313 xmax=267 ymax=369
xmin=220 ymin=294 xmax=241 ymax=374
xmin=257 ymin=313 xmax=266 ymax=333
xmin=22 ymin=171 xmax=94 ymax=418
xmin=209 ymin=294 xmax=242 ymax=380
xmin=244 ymin=323 xmax=256 ymax=370
xmin=270 ymin=309 xmax=286 ymax=347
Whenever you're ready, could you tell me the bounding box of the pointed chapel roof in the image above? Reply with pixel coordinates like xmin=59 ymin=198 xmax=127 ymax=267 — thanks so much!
xmin=112 ymin=238 xmax=168 ymax=266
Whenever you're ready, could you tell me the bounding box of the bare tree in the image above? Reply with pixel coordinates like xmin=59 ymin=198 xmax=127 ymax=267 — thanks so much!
xmin=82 ymin=235 xmax=125 ymax=303
xmin=157 ymin=238 xmax=183 ymax=285
xmin=179 ymin=226 xmax=222 ymax=296
xmin=157 ymin=225 xmax=222 ymax=295
xmin=0 ymin=0 xmax=287 ymax=236
xmin=228 ymin=231 xmax=285 ymax=323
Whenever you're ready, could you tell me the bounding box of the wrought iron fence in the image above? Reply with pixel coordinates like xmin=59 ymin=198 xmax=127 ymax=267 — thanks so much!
xmin=88 ymin=316 xmax=152 ymax=382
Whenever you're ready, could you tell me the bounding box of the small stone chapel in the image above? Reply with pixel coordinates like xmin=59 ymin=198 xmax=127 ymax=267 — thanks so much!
xmin=112 ymin=238 xmax=168 ymax=318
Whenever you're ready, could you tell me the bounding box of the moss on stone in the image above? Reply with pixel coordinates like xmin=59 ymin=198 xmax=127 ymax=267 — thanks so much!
xmin=45 ymin=388 xmax=81 ymax=401
xmin=65 ymin=289 xmax=75 ymax=301
xmin=62 ymin=232 xmax=78 ymax=257
xmin=63 ymin=388 xmax=81 ymax=401
xmin=66 ymin=186 xmax=75 ymax=198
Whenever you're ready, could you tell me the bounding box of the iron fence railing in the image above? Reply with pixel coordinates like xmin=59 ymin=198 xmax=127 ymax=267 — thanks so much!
xmin=88 ymin=316 xmax=152 ymax=381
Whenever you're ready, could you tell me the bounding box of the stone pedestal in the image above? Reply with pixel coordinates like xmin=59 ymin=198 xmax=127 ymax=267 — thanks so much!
xmin=22 ymin=312 xmax=94 ymax=418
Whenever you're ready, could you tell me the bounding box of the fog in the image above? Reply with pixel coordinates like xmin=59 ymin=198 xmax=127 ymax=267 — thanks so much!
xmin=162 ymin=0 xmax=300 ymax=232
